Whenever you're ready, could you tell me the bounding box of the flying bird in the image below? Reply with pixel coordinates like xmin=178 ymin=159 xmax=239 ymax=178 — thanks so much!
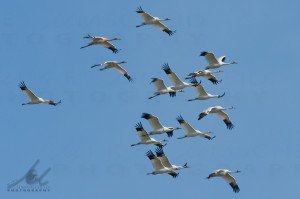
xmin=148 ymin=78 xmax=182 ymax=99
xmin=176 ymin=115 xmax=215 ymax=140
xmin=80 ymin=34 xmax=120 ymax=53
xmin=188 ymin=77 xmax=225 ymax=101
xmin=131 ymin=122 xmax=168 ymax=147
xmin=206 ymin=169 xmax=241 ymax=193
xmin=198 ymin=106 xmax=235 ymax=130
xmin=141 ymin=113 xmax=181 ymax=137
xmin=162 ymin=63 xmax=194 ymax=90
xmin=19 ymin=81 xmax=61 ymax=106
xmin=136 ymin=6 xmax=176 ymax=36
xmin=186 ymin=70 xmax=223 ymax=85
xmin=155 ymin=147 xmax=189 ymax=170
xmin=200 ymin=51 xmax=237 ymax=69
xmin=91 ymin=61 xmax=132 ymax=81
xmin=146 ymin=150 xmax=179 ymax=178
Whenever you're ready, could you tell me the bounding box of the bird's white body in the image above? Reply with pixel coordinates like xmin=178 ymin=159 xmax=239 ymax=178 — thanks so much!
xmin=136 ymin=7 xmax=175 ymax=36
xmin=162 ymin=63 xmax=193 ymax=91
xmin=155 ymin=147 xmax=189 ymax=171
xmin=186 ymin=70 xmax=223 ymax=84
xmin=141 ymin=113 xmax=181 ymax=137
xmin=131 ymin=122 xmax=167 ymax=147
xmin=207 ymin=169 xmax=240 ymax=193
xmin=149 ymin=78 xmax=180 ymax=99
xmin=91 ymin=61 xmax=132 ymax=81
xmin=198 ymin=106 xmax=235 ymax=130
xmin=81 ymin=35 xmax=120 ymax=53
xmin=19 ymin=81 xmax=61 ymax=106
xmin=146 ymin=150 xmax=179 ymax=178
xmin=200 ymin=52 xmax=237 ymax=69
xmin=176 ymin=115 xmax=214 ymax=140
xmin=188 ymin=78 xmax=225 ymax=101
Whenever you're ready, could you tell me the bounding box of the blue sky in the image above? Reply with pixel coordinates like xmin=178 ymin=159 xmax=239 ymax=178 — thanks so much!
xmin=1 ymin=0 xmax=300 ymax=198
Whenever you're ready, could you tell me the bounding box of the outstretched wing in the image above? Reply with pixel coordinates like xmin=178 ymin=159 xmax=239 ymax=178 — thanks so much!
xmin=189 ymin=77 xmax=207 ymax=96
xmin=152 ymin=22 xmax=175 ymax=36
xmin=136 ymin=6 xmax=155 ymax=21
xmin=204 ymin=73 xmax=221 ymax=85
xmin=141 ymin=113 xmax=164 ymax=130
xmin=200 ymin=51 xmax=219 ymax=65
xmin=162 ymin=63 xmax=184 ymax=86
xmin=176 ymin=115 xmax=196 ymax=134
xmin=222 ymin=174 xmax=240 ymax=193
xmin=198 ymin=107 xmax=213 ymax=120
xmin=151 ymin=78 xmax=168 ymax=91
xmin=19 ymin=81 xmax=39 ymax=101
xmin=101 ymin=41 xmax=119 ymax=53
xmin=216 ymin=111 xmax=234 ymax=129
xmin=146 ymin=150 xmax=165 ymax=171
xmin=155 ymin=147 xmax=172 ymax=168
xmin=135 ymin=122 xmax=151 ymax=141
xmin=114 ymin=65 xmax=132 ymax=82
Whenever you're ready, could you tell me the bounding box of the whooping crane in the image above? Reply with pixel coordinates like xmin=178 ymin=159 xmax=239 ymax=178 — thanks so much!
xmin=141 ymin=113 xmax=181 ymax=137
xmin=136 ymin=6 xmax=176 ymax=36
xmin=162 ymin=63 xmax=194 ymax=90
xmin=131 ymin=122 xmax=168 ymax=147
xmin=188 ymin=77 xmax=225 ymax=101
xmin=19 ymin=81 xmax=61 ymax=106
xmin=186 ymin=70 xmax=223 ymax=85
xmin=206 ymin=169 xmax=241 ymax=193
xmin=176 ymin=115 xmax=215 ymax=140
xmin=148 ymin=78 xmax=183 ymax=99
xmin=146 ymin=150 xmax=179 ymax=178
xmin=80 ymin=34 xmax=120 ymax=53
xmin=155 ymin=147 xmax=189 ymax=170
xmin=200 ymin=51 xmax=237 ymax=69
xmin=198 ymin=106 xmax=235 ymax=130
xmin=91 ymin=61 xmax=132 ymax=82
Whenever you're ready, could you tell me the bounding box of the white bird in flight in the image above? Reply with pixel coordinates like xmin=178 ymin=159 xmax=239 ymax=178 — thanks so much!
xmin=198 ymin=106 xmax=235 ymax=130
xmin=91 ymin=61 xmax=132 ymax=82
xmin=200 ymin=51 xmax=237 ymax=70
xmin=141 ymin=113 xmax=181 ymax=137
xmin=19 ymin=81 xmax=61 ymax=106
xmin=131 ymin=122 xmax=167 ymax=147
xmin=146 ymin=150 xmax=179 ymax=178
xmin=80 ymin=34 xmax=120 ymax=53
xmin=188 ymin=77 xmax=225 ymax=101
xmin=136 ymin=6 xmax=176 ymax=36
xmin=162 ymin=63 xmax=194 ymax=90
xmin=206 ymin=169 xmax=241 ymax=193
xmin=155 ymin=147 xmax=190 ymax=170
xmin=176 ymin=115 xmax=215 ymax=140
xmin=186 ymin=69 xmax=223 ymax=85
xmin=148 ymin=78 xmax=182 ymax=99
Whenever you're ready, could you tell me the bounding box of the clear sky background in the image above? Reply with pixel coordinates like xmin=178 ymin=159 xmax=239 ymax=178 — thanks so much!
xmin=1 ymin=0 xmax=300 ymax=198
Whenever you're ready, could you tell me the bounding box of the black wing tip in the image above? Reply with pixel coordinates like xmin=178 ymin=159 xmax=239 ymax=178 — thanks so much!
xmin=109 ymin=47 xmax=119 ymax=54
xmin=189 ymin=76 xmax=198 ymax=85
xmin=209 ymin=78 xmax=222 ymax=85
xmin=230 ymin=183 xmax=240 ymax=193
xmin=124 ymin=74 xmax=133 ymax=82
xmin=169 ymin=172 xmax=179 ymax=178
xmin=150 ymin=78 xmax=158 ymax=84
xmin=224 ymin=119 xmax=234 ymax=130
xmin=200 ymin=51 xmax=208 ymax=56
xmin=169 ymin=91 xmax=176 ymax=98
xmin=83 ymin=34 xmax=92 ymax=38
xmin=162 ymin=63 xmax=172 ymax=74
xmin=198 ymin=113 xmax=207 ymax=120
xmin=141 ymin=113 xmax=151 ymax=119
xmin=176 ymin=115 xmax=185 ymax=124
xmin=146 ymin=150 xmax=155 ymax=160
xmin=163 ymin=29 xmax=176 ymax=36
xmin=135 ymin=122 xmax=143 ymax=131
xmin=19 ymin=81 xmax=27 ymax=90
xmin=136 ymin=6 xmax=144 ymax=13
xmin=155 ymin=146 xmax=164 ymax=156
xmin=166 ymin=131 xmax=173 ymax=137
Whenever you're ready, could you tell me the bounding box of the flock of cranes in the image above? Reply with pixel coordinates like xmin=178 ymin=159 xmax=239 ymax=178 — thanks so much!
xmin=18 ymin=6 xmax=241 ymax=194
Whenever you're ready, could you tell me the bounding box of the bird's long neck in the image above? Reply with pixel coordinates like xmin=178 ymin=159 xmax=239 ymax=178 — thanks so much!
xmin=211 ymin=70 xmax=223 ymax=74
xmin=228 ymin=170 xmax=240 ymax=174
xmin=108 ymin=38 xmax=119 ymax=41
